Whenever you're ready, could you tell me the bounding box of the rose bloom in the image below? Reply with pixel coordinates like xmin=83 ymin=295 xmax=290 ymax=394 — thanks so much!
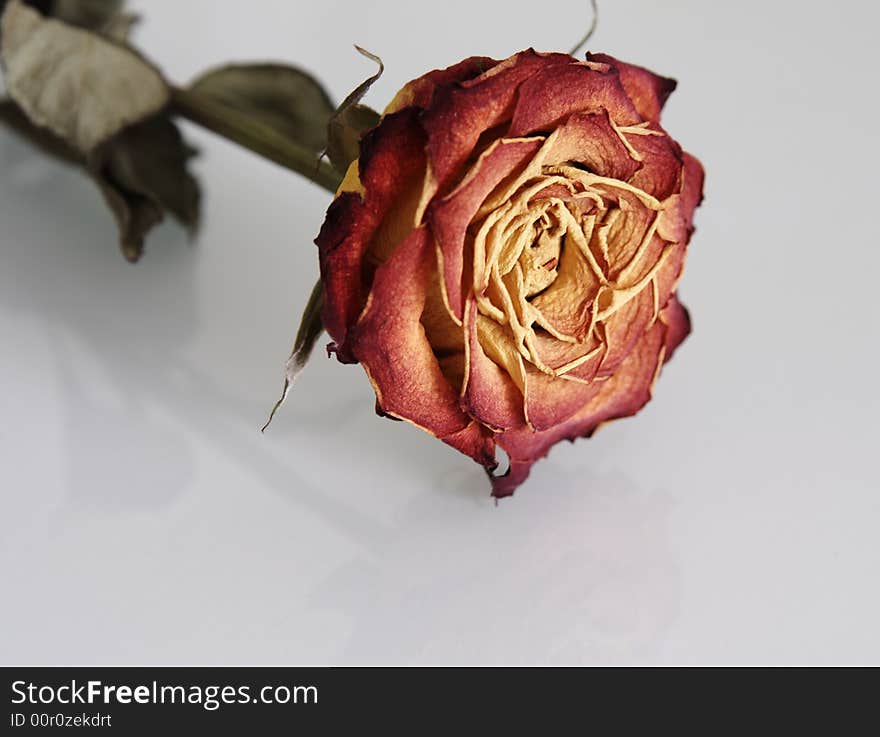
xmin=316 ymin=49 xmax=704 ymax=497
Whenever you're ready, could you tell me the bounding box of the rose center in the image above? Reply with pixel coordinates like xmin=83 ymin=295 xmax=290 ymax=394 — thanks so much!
xmin=519 ymin=212 xmax=563 ymax=299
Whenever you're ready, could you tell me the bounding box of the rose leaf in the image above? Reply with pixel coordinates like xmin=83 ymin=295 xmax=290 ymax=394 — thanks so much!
xmin=0 ymin=98 xmax=200 ymax=261
xmin=189 ymin=63 xmax=335 ymax=154
xmin=0 ymin=0 xmax=168 ymax=153
xmin=88 ymin=114 xmax=200 ymax=261
xmin=262 ymin=278 xmax=325 ymax=431
xmin=51 ymin=0 xmax=137 ymax=40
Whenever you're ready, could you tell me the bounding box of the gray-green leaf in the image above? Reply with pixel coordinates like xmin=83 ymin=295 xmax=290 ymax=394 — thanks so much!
xmin=262 ymin=278 xmax=324 ymax=432
xmin=0 ymin=98 xmax=200 ymax=262
xmin=190 ymin=63 xmax=335 ymax=153
xmin=0 ymin=0 xmax=167 ymax=153
xmin=52 ymin=0 xmax=137 ymax=41
xmin=89 ymin=114 xmax=200 ymax=261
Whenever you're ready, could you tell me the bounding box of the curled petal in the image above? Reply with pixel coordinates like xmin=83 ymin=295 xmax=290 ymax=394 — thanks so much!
xmin=597 ymin=287 xmax=657 ymax=377
xmin=492 ymin=320 xmax=668 ymax=497
xmin=624 ymin=124 xmax=684 ymax=201
xmin=529 ymin=224 xmax=603 ymax=341
xmin=522 ymin=363 xmax=604 ymax=432
xmin=654 ymin=152 xmax=705 ymax=300
xmin=680 ymin=152 xmax=706 ymax=226
xmin=349 ymin=226 xmax=495 ymax=465
xmin=420 ymin=270 xmax=467 ymax=361
xmin=384 ymin=56 xmax=496 ymax=114
xmin=507 ymin=59 xmax=642 ymax=137
xmin=656 ymin=152 xmax=704 ymax=250
xmin=488 ymin=459 xmax=534 ymax=499
xmin=445 ymin=421 xmax=499 ymax=469
xmin=479 ymin=111 xmax=640 ymax=217
xmin=316 ymin=108 xmax=426 ymax=359
xmin=659 ymin=295 xmax=691 ymax=361
xmin=461 ymin=299 xmax=526 ymax=432
xmin=429 ymin=137 xmax=543 ymax=322
xmin=421 ymin=50 xmax=572 ymax=192
xmin=652 ymin=239 xmax=688 ymax=315
xmin=548 ymin=110 xmax=641 ymax=182
xmin=587 ymin=52 xmax=677 ymax=124
xmin=529 ymin=332 xmax=605 ymax=382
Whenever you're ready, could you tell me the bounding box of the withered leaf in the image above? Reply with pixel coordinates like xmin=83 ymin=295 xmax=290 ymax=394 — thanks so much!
xmin=326 ymin=46 xmax=383 ymax=172
xmin=0 ymin=0 xmax=167 ymax=153
xmin=190 ymin=63 xmax=335 ymax=153
xmin=89 ymin=114 xmax=200 ymax=261
xmin=0 ymin=98 xmax=200 ymax=261
xmin=51 ymin=0 xmax=136 ymax=40
xmin=0 ymin=96 xmax=80 ymax=164
xmin=262 ymin=278 xmax=324 ymax=431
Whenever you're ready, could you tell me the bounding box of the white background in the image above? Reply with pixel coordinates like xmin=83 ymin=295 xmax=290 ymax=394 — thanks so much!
xmin=1 ymin=0 xmax=877 ymax=664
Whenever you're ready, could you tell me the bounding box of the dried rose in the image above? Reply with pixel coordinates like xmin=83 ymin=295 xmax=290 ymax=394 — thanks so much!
xmin=315 ymin=50 xmax=704 ymax=497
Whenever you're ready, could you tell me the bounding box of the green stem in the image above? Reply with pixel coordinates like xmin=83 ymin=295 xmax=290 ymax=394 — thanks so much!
xmin=170 ymin=86 xmax=344 ymax=194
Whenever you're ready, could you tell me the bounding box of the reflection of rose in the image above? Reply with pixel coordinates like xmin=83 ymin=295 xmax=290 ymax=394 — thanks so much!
xmin=317 ymin=50 xmax=704 ymax=497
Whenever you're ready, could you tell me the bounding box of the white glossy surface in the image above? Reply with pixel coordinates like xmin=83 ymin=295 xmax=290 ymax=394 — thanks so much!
xmin=1 ymin=0 xmax=878 ymax=664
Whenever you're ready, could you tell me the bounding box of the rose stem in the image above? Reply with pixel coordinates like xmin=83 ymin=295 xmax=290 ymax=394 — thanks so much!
xmin=169 ymin=86 xmax=344 ymax=194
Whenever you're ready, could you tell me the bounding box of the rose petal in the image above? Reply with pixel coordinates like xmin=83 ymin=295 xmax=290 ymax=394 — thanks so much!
xmin=384 ymin=56 xmax=496 ymax=114
xmin=420 ymin=264 xmax=467 ymax=357
xmin=529 ymin=228 xmax=603 ymax=341
xmin=625 ymin=124 xmax=684 ymax=201
xmin=491 ymin=319 xmax=668 ymax=497
xmin=600 ymin=191 xmax=661 ymax=280
xmin=652 ymin=239 xmax=688 ymax=314
xmin=680 ymin=152 xmax=705 ymax=225
xmin=659 ymin=295 xmax=691 ymax=361
xmin=350 ymin=226 xmax=495 ymax=467
xmin=529 ymin=332 xmax=604 ymax=381
xmin=316 ymin=108 xmax=426 ymax=359
xmin=654 ymin=152 xmax=705 ymax=300
xmin=461 ymin=299 xmax=526 ymax=432
xmin=587 ymin=53 xmax=677 ymax=124
xmin=489 ymin=459 xmax=533 ymax=499
xmin=548 ymin=110 xmax=641 ymax=181
xmin=597 ymin=286 xmax=657 ymax=377
xmin=428 ymin=137 xmax=544 ymax=322
xmin=507 ymin=60 xmax=642 ymax=138
xmin=478 ymin=111 xmax=640 ymax=216
xmin=523 ymin=363 xmax=604 ymax=431
xmin=444 ymin=420 xmax=498 ymax=469
xmin=421 ymin=50 xmax=572 ymax=192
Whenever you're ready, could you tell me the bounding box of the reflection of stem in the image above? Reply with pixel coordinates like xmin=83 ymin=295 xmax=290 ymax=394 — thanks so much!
xmin=170 ymin=87 xmax=344 ymax=194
